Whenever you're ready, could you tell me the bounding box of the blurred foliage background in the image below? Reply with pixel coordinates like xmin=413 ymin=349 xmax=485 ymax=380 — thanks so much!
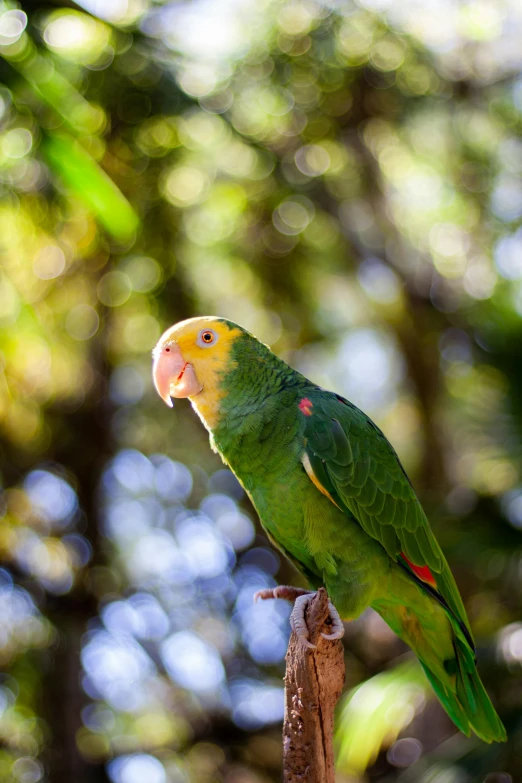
xmin=1 ymin=0 xmax=522 ymax=781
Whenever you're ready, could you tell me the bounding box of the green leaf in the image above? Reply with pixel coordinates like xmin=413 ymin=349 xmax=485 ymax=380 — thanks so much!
xmin=335 ymin=659 xmax=431 ymax=775
xmin=41 ymin=132 xmax=139 ymax=243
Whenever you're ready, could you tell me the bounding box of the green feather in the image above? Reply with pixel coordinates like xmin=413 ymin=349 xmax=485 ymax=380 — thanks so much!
xmin=365 ymin=488 xmax=386 ymax=516
xmin=377 ymin=495 xmax=396 ymax=526
xmin=352 ymin=457 xmax=370 ymax=488
xmin=331 ymin=418 xmax=353 ymax=465
xmin=357 ymin=478 xmax=378 ymax=507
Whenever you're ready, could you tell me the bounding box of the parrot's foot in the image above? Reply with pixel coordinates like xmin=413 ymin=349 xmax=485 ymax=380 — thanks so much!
xmin=291 ymin=593 xmax=345 ymax=649
xmin=254 ymin=585 xmax=344 ymax=649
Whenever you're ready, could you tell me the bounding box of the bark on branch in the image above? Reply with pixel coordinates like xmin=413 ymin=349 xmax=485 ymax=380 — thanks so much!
xmin=283 ymin=588 xmax=345 ymax=783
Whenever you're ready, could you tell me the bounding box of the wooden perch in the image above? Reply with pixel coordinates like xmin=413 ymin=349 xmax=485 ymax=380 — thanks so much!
xmin=283 ymin=588 xmax=345 ymax=783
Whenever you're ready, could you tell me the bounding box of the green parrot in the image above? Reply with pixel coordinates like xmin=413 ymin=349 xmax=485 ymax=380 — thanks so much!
xmin=152 ymin=316 xmax=506 ymax=743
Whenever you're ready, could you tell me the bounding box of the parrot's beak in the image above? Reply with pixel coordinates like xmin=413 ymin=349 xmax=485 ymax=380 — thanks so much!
xmin=153 ymin=342 xmax=202 ymax=406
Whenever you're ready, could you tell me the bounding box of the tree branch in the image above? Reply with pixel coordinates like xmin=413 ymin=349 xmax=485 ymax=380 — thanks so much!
xmin=283 ymin=588 xmax=345 ymax=783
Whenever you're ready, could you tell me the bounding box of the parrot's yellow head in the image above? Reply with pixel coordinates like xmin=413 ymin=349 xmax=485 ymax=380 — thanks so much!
xmin=152 ymin=316 xmax=243 ymax=429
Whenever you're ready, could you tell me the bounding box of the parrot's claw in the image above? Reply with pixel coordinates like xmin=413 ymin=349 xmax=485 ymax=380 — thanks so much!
xmin=290 ymin=593 xmax=345 ymax=647
xmin=320 ymin=607 xmax=345 ymax=641
xmin=254 ymin=586 xmax=345 ymax=648
xmin=253 ymin=585 xmax=312 ymax=604
xmin=290 ymin=594 xmax=319 ymax=648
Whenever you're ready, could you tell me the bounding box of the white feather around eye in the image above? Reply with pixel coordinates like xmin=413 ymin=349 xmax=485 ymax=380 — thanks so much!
xmin=196 ymin=328 xmax=218 ymax=348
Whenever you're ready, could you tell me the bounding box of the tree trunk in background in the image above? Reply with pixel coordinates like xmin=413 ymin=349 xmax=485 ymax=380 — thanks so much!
xmin=42 ymin=357 xmax=112 ymax=783
xmin=43 ymin=617 xmax=102 ymax=783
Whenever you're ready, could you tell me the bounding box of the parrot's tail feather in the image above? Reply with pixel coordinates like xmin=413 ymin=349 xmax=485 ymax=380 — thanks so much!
xmin=374 ymin=579 xmax=506 ymax=743
xmin=419 ymin=661 xmax=471 ymax=736
xmin=420 ymin=635 xmax=506 ymax=744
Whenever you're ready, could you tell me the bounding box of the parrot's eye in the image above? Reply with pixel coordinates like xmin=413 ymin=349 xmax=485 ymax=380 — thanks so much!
xmin=197 ymin=329 xmax=218 ymax=348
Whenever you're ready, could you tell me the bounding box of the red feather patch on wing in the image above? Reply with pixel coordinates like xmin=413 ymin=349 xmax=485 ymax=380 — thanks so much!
xmin=299 ymin=398 xmax=313 ymax=416
xmin=401 ymin=552 xmax=437 ymax=587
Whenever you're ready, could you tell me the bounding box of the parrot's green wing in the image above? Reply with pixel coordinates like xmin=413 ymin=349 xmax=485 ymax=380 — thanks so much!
xmin=303 ymin=392 xmax=473 ymax=643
